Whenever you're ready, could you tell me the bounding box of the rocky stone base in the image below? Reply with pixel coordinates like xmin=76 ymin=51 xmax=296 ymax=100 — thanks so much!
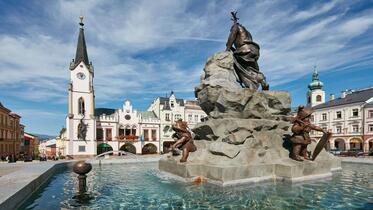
xmin=159 ymin=140 xmax=341 ymax=186
xmin=159 ymin=154 xmax=341 ymax=186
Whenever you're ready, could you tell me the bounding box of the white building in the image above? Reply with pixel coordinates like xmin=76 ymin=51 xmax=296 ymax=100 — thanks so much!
xmin=95 ymin=100 xmax=160 ymax=155
xmin=306 ymin=68 xmax=373 ymax=152
xmin=147 ymin=92 xmax=185 ymax=152
xmin=184 ymin=100 xmax=207 ymax=129
xmin=147 ymin=93 xmax=207 ymax=153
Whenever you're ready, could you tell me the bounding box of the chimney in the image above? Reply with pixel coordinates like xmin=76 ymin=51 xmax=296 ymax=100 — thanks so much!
xmin=330 ymin=94 xmax=335 ymax=101
xmin=341 ymin=91 xmax=347 ymax=98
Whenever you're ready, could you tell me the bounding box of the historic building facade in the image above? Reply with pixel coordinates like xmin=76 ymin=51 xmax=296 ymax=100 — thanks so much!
xmin=147 ymin=93 xmax=207 ymax=153
xmin=95 ymin=100 xmax=160 ymax=155
xmin=65 ymin=18 xmax=161 ymax=156
xmin=307 ymin=68 xmax=373 ymax=152
xmin=0 ymin=102 xmax=22 ymax=158
xmin=23 ymin=132 xmax=39 ymax=157
xmin=147 ymin=92 xmax=185 ymax=152
xmin=64 ymin=18 xmax=207 ymax=156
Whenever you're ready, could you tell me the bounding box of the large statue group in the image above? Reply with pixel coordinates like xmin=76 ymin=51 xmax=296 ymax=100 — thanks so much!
xmin=170 ymin=12 xmax=330 ymax=163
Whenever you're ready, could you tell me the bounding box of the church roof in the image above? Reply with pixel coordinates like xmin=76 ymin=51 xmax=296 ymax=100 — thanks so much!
xmin=313 ymin=87 xmax=373 ymax=109
xmin=95 ymin=108 xmax=116 ymax=116
xmin=72 ymin=17 xmax=89 ymax=68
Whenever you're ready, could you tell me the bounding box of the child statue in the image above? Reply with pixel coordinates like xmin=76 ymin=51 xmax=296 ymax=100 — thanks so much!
xmin=291 ymin=106 xmax=327 ymax=161
xmin=170 ymin=119 xmax=197 ymax=162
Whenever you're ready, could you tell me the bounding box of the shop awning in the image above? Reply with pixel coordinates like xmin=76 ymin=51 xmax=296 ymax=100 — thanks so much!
xmin=350 ymin=139 xmax=362 ymax=143
xmin=98 ymin=143 xmax=112 ymax=148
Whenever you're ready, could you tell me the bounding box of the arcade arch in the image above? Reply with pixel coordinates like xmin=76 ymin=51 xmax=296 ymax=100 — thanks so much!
xmin=142 ymin=143 xmax=157 ymax=154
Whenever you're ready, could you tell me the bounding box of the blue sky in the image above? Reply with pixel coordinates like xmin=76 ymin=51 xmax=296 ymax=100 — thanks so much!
xmin=0 ymin=0 xmax=372 ymax=135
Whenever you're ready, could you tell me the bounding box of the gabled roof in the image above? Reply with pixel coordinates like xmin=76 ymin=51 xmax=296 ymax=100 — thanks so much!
xmin=140 ymin=111 xmax=158 ymax=119
xmin=313 ymin=88 xmax=373 ymax=109
xmin=95 ymin=108 xmax=116 ymax=116
xmin=0 ymin=101 xmax=11 ymax=112
xmin=159 ymin=97 xmax=184 ymax=106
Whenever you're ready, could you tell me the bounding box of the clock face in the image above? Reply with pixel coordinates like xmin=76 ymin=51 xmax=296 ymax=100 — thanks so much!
xmin=77 ymin=72 xmax=86 ymax=80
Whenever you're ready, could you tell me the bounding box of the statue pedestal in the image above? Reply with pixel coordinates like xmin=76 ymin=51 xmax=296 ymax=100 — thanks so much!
xmin=159 ymin=142 xmax=341 ymax=186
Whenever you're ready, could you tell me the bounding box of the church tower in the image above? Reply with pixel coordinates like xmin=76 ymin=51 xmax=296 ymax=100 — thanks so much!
xmin=307 ymin=66 xmax=325 ymax=107
xmin=66 ymin=17 xmax=96 ymax=156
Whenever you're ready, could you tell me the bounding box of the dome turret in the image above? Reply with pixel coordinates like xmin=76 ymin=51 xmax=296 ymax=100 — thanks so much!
xmin=308 ymin=66 xmax=324 ymax=90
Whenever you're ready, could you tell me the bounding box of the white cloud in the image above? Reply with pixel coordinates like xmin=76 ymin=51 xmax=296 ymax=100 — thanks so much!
xmin=293 ymin=1 xmax=337 ymax=21
xmin=0 ymin=0 xmax=372 ymax=104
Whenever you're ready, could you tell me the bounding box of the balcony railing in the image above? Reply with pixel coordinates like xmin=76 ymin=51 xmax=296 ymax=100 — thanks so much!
xmin=116 ymin=135 xmax=139 ymax=141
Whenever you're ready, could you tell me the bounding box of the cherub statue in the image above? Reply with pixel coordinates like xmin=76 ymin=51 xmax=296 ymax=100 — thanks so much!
xmin=170 ymin=119 xmax=197 ymax=162
xmin=291 ymin=106 xmax=327 ymax=161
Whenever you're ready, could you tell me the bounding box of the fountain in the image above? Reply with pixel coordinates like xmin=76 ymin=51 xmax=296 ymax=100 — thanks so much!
xmin=73 ymin=161 xmax=92 ymax=194
xmin=159 ymin=12 xmax=341 ymax=185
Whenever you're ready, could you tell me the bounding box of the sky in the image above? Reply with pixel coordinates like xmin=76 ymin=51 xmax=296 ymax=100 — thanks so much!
xmin=0 ymin=0 xmax=372 ymax=135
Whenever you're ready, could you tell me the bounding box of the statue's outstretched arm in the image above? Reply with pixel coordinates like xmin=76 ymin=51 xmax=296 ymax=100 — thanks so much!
xmin=171 ymin=136 xmax=187 ymax=150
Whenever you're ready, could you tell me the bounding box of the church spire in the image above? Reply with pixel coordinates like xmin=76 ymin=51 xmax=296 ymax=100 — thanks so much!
xmin=74 ymin=16 xmax=89 ymax=67
xmin=308 ymin=65 xmax=324 ymax=90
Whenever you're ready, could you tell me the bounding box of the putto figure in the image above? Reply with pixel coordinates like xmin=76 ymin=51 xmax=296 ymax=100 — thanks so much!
xmin=291 ymin=106 xmax=328 ymax=161
xmin=225 ymin=11 xmax=269 ymax=90
xmin=170 ymin=119 xmax=197 ymax=162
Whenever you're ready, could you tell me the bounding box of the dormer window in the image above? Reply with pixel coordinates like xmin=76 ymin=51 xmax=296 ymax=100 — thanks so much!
xmin=170 ymin=101 xmax=174 ymax=108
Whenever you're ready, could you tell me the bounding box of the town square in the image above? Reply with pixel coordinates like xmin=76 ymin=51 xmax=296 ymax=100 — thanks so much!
xmin=0 ymin=1 xmax=372 ymax=209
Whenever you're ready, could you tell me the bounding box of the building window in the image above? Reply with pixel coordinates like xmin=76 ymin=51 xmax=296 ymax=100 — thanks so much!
xmin=368 ymin=110 xmax=373 ymax=118
xmin=194 ymin=115 xmax=198 ymax=122
xmin=322 ymin=113 xmax=327 ymax=121
xmin=188 ymin=114 xmax=192 ymax=122
xmin=336 ymin=111 xmax=342 ymax=119
xmin=175 ymin=114 xmax=181 ymax=120
xmin=316 ymin=95 xmax=322 ymax=102
xmin=125 ymin=126 xmax=131 ymax=136
xmin=165 ymin=113 xmax=170 ymax=121
xmin=96 ymin=128 xmax=103 ymax=140
xmin=352 ymin=125 xmax=359 ymax=133
xmin=78 ymin=97 xmax=85 ymax=115
xmin=144 ymin=129 xmax=149 ymax=141
xmin=307 ymin=96 xmax=311 ymax=104
xmin=352 ymin=109 xmax=359 ymax=117
xmin=151 ymin=130 xmax=157 ymax=141
xmin=336 ymin=126 xmax=342 ymax=134
xmin=368 ymin=124 xmax=373 ymax=133
xmin=310 ymin=115 xmax=314 ymax=122
xmin=78 ymin=146 xmax=86 ymax=152
xmin=119 ymin=128 xmax=124 ymax=136
xmin=106 ymin=128 xmax=112 ymax=141
xmin=170 ymin=101 xmax=174 ymax=108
